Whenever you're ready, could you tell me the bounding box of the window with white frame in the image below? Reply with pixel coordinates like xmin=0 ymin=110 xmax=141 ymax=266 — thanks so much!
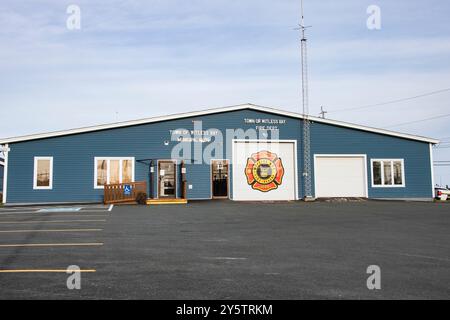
xmin=371 ymin=159 xmax=405 ymax=187
xmin=34 ymin=157 xmax=53 ymax=190
xmin=94 ymin=157 xmax=135 ymax=188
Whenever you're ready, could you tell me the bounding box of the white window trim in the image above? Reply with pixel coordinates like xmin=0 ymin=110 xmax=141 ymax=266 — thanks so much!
xmin=33 ymin=156 xmax=53 ymax=190
xmin=94 ymin=157 xmax=135 ymax=189
xmin=371 ymin=159 xmax=405 ymax=188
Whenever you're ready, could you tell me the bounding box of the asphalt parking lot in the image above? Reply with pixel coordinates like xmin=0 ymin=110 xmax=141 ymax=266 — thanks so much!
xmin=0 ymin=200 xmax=449 ymax=300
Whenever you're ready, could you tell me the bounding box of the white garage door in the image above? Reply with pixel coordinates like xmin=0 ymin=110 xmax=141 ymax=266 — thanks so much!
xmin=232 ymin=141 xmax=297 ymax=201
xmin=314 ymin=155 xmax=367 ymax=198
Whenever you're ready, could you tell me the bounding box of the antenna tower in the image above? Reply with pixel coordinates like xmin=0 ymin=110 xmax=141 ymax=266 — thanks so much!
xmin=300 ymin=0 xmax=313 ymax=200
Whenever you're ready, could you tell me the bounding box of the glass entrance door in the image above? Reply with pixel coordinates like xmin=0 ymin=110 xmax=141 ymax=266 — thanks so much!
xmin=159 ymin=161 xmax=176 ymax=198
xmin=212 ymin=160 xmax=229 ymax=198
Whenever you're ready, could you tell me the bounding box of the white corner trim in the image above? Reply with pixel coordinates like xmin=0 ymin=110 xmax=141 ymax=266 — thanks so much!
xmin=33 ymin=156 xmax=53 ymax=190
xmin=0 ymin=104 xmax=439 ymax=145
xmin=430 ymin=144 xmax=435 ymax=198
xmin=293 ymin=140 xmax=299 ymax=200
xmin=370 ymin=159 xmax=406 ymax=188
xmin=94 ymin=157 xmax=135 ymax=189
xmin=2 ymin=144 xmax=9 ymax=203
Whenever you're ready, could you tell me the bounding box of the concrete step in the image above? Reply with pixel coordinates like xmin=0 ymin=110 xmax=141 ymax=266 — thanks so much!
xmin=146 ymin=199 xmax=188 ymax=205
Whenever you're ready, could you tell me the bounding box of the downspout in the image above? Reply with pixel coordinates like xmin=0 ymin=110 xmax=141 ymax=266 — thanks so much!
xmin=2 ymin=144 xmax=10 ymax=204
xmin=181 ymin=161 xmax=186 ymax=200
xmin=149 ymin=160 xmax=154 ymax=199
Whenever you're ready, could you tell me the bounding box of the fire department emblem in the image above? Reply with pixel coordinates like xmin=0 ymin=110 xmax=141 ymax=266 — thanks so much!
xmin=245 ymin=151 xmax=284 ymax=192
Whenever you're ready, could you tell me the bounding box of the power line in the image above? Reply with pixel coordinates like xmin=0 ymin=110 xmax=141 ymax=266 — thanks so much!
xmin=384 ymin=113 xmax=450 ymax=128
xmin=327 ymin=87 xmax=450 ymax=113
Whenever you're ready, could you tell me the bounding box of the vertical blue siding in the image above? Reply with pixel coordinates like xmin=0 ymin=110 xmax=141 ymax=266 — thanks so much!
xmin=310 ymin=121 xmax=433 ymax=199
xmin=4 ymin=109 xmax=433 ymax=203
xmin=185 ymin=163 xmax=212 ymax=199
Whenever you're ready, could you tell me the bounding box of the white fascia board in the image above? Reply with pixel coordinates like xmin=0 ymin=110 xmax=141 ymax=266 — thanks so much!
xmin=0 ymin=103 xmax=439 ymax=144
xmin=249 ymin=104 xmax=440 ymax=144
xmin=308 ymin=116 xmax=439 ymax=144
xmin=0 ymin=104 xmax=250 ymax=144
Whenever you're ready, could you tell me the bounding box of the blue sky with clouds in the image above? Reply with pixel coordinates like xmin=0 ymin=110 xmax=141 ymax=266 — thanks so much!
xmin=1 ymin=0 xmax=449 ymax=184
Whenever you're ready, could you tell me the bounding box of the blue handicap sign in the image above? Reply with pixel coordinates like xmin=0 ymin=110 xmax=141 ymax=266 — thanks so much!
xmin=124 ymin=185 xmax=132 ymax=196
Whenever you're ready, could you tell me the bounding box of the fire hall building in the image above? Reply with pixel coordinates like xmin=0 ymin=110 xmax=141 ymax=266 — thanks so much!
xmin=0 ymin=104 xmax=438 ymax=205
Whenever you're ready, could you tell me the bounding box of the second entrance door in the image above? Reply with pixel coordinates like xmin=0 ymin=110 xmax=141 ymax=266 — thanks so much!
xmin=158 ymin=161 xmax=176 ymax=198
xmin=211 ymin=160 xmax=229 ymax=198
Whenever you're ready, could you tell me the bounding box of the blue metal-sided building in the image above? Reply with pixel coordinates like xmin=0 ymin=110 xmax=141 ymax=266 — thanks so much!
xmin=0 ymin=104 xmax=439 ymax=205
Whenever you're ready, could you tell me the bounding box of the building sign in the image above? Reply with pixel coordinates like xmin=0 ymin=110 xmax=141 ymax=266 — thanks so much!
xmin=170 ymin=129 xmax=220 ymax=143
xmin=244 ymin=118 xmax=287 ymax=131
xmin=245 ymin=151 xmax=284 ymax=192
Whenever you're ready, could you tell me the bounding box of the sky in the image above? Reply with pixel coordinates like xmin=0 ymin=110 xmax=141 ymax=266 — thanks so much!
xmin=0 ymin=0 xmax=449 ymax=185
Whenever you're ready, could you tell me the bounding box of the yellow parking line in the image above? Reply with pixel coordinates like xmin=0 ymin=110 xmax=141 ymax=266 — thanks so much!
xmin=0 ymin=243 xmax=103 ymax=248
xmin=0 ymin=229 xmax=103 ymax=233
xmin=0 ymin=269 xmax=96 ymax=273
xmin=0 ymin=220 xmax=106 ymax=224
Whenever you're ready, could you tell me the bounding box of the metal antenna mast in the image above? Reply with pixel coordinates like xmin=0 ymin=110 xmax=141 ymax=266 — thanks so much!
xmin=300 ymin=0 xmax=313 ymax=200
xmin=319 ymin=106 xmax=327 ymax=119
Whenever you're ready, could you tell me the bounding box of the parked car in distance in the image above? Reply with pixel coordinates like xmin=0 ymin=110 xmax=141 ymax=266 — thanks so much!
xmin=435 ymin=186 xmax=450 ymax=201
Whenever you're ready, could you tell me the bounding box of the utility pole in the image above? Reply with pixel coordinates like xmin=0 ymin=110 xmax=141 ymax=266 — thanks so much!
xmin=300 ymin=0 xmax=314 ymax=200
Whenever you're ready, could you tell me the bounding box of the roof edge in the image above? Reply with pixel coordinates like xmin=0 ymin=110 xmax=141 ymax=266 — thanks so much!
xmin=0 ymin=103 xmax=440 ymax=144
